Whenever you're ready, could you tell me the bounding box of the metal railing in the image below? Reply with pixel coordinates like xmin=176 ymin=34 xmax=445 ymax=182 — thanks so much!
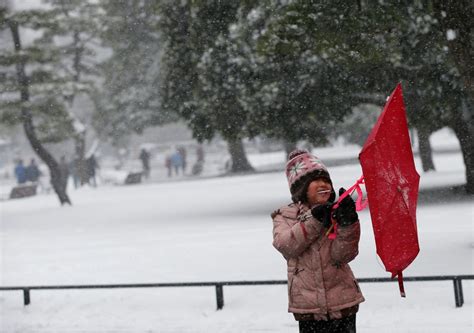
xmin=1 ymin=275 xmax=472 ymax=310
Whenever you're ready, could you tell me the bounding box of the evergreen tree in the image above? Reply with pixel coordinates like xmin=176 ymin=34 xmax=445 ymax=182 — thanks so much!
xmin=44 ymin=0 xmax=102 ymax=185
xmin=1 ymin=7 xmax=63 ymax=204
xmin=257 ymin=1 xmax=472 ymax=192
xmin=432 ymin=0 xmax=473 ymax=104
xmin=0 ymin=1 xmax=101 ymax=204
xmin=431 ymin=0 xmax=474 ymax=192
xmin=158 ymin=0 xmax=254 ymax=172
xmin=367 ymin=1 xmax=473 ymax=190
xmin=196 ymin=4 xmax=269 ymax=172
xmin=95 ymin=1 xmax=174 ymax=145
xmin=254 ymin=1 xmax=372 ymax=152
xmin=157 ymin=1 xmax=195 ymax=124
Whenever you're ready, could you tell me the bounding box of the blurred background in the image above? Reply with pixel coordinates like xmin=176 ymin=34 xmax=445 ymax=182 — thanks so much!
xmin=0 ymin=0 xmax=472 ymax=203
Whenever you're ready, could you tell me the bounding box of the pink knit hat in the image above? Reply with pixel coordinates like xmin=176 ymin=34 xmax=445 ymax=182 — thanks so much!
xmin=285 ymin=149 xmax=333 ymax=203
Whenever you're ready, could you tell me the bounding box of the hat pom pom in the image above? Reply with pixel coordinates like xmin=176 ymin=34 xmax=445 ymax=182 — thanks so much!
xmin=287 ymin=149 xmax=309 ymax=161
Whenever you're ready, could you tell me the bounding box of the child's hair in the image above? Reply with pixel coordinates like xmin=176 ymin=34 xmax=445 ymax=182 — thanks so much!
xmin=292 ymin=172 xmax=334 ymax=203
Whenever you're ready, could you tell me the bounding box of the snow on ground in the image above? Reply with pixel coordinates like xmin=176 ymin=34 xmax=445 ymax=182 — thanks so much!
xmin=0 ymin=141 xmax=473 ymax=332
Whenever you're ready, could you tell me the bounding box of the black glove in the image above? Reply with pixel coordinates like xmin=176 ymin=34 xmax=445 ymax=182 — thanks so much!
xmin=311 ymin=203 xmax=333 ymax=229
xmin=334 ymin=188 xmax=358 ymax=227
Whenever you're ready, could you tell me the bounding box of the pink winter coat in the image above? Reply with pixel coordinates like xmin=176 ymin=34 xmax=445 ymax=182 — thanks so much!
xmin=272 ymin=202 xmax=364 ymax=320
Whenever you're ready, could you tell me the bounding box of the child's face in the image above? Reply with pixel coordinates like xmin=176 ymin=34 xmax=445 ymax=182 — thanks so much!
xmin=306 ymin=178 xmax=332 ymax=206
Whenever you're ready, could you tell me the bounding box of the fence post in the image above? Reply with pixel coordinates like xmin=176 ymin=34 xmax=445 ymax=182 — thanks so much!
xmin=23 ymin=289 xmax=30 ymax=306
xmin=453 ymin=278 xmax=464 ymax=308
xmin=215 ymin=284 xmax=224 ymax=310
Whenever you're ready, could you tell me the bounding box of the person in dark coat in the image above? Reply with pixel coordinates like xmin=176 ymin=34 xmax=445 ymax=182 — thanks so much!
xmin=139 ymin=149 xmax=151 ymax=179
xmin=14 ymin=159 xmax=27 ymax=184
xmin=86 ymin=154 xmax=99 ymax=187
xmin=26 ymin=158 xmax=41 ymax=182
xmin=165 ymin=155 xmax=172 ymax=177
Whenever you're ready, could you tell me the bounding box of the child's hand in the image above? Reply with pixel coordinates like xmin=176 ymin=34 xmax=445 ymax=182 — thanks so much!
xmin=311 ymin=203 xmax=333 ymax=228
xmin=334 ymin=188 xmax=358 ymax=227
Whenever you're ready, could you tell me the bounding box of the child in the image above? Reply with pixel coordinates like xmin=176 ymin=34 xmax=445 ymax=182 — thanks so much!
xmin=271 ymin=149 xmax=364 ymax=333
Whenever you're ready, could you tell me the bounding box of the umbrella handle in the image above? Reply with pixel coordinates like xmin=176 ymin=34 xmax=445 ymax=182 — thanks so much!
xmin=333 ymin=174 xmax=368 ymax=211
xmin=326 ymin=175 xmax=367 ymax=239
xmin=391 ymin=270 xmax=406 ymax=298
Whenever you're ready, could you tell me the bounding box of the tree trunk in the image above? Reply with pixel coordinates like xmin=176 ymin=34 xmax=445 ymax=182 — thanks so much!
xmin=66 ymin=27 xmax=89 ymax=186
xmin=416 ymin=127 xmax=436 ymax=172
xmin=9 ymin=20 xmax=72 ymax=205
xmin=227 ymin=138 xmax=254 ymax=173
xmin=65 ymin=95 xmax=88 ymax=187
xmin=450 ymin=106 xmax=474 ymax=194
xmin=74 ymin=131 xmax=89 ymax=186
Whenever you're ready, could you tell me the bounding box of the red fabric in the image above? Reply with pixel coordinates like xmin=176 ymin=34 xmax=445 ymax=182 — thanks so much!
xmin=328 ymin=222 xmax=337 ymax=240
xmin=359 ymin=84 xmax=420 ymax=294
xmin=396 ymin=271 xmax=406 ymax=297
xmin=333 ymin=175 xmax=368 ymax=212
xmin=327 ymin=176 xmax=367 ymax=240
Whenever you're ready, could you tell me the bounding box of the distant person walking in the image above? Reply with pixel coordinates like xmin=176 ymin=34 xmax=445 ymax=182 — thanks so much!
xmin=86 ymin=154 xmax=99 ymax=187
xmin=26 ymin=158 xmax=45 ymax=192
xmin=26 ymin=158 xmax=41 ymax=182
xmin=14 ymin=159 xmax=27 ymax=184
xmin=165 ymin=155 xmax=172 ymax=178
xmin=139 ymin=148 xmax=151 ymax=179
xmin=170 ymin=150 xmax=184 ymax=176
xmin=177 ymin=146 xmax=187 ymax=174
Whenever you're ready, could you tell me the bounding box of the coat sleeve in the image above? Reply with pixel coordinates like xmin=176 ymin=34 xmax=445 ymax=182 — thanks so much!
xmin=272 ymin=210 xmax=324 ymax=259
xmin=330 ymin=221 xmax=361 ymax=264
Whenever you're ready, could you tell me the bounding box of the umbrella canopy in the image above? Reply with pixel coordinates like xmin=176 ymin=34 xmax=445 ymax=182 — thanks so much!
xmin=359 ymin=83 xmax=420 ymax=296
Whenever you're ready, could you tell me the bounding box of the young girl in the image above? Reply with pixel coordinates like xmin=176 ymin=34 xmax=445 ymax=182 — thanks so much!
xmin=272 ymin=149 xmax=364 ymax=333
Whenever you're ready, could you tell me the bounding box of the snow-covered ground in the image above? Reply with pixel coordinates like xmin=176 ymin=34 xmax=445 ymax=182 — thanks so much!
xmin=1 ymin=131 xmax=473 ymax=332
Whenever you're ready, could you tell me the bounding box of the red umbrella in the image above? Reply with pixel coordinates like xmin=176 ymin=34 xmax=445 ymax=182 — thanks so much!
xmin=359 ymin=83 xmax=420 ymax=296
xmin=328 ymin=84 xmax=420 ymax=297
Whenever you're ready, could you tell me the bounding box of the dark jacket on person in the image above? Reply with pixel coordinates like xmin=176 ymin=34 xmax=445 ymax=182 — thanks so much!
xmin=26 ymin=163 xmax=41 ymax=182
xmin=14 ymin=164 xmax=27 ymax=184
